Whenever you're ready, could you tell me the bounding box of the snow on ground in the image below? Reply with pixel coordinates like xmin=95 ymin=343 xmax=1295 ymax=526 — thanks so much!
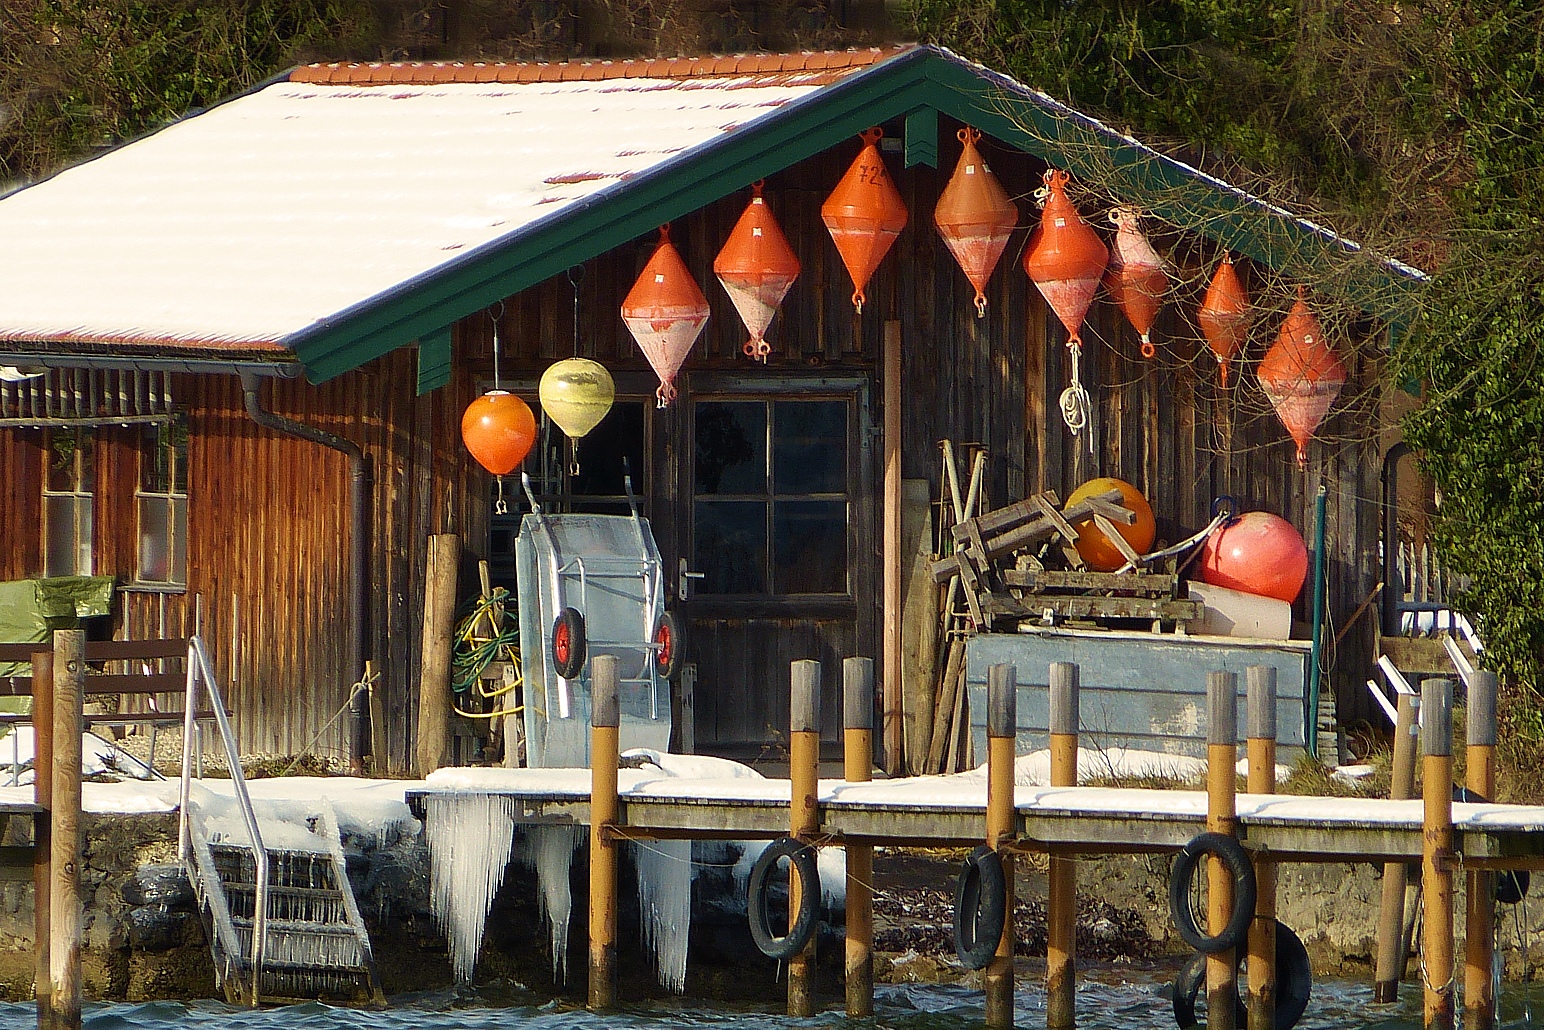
xmin=0 ymin=726 xmax=156 ymax=785
xmin=948 ymin=746 xmax=1294 ymax=787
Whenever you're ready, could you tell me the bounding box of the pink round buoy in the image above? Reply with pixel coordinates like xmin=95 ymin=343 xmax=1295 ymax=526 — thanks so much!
xmin=1198 ymin=511 xmax=1309 ymax=603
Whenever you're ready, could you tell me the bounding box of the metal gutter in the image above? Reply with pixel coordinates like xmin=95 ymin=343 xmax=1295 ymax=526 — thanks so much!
xmin=238 ymin=369 xmax=371 ymax=765
xmin=0 ymin=354 xmax=302 ymax=376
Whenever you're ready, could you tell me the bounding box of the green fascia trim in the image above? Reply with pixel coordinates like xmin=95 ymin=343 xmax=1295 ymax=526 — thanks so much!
xmin=291 ymin=47 xmax=1426 ymax=384
xmin=904 ymin=106 xmax=938 ymax=169
xmin=416 ymin=325 xmax=453 ymax=395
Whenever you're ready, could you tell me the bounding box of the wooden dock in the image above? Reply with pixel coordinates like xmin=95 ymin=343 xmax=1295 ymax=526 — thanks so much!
xmin=406 ymin=773 xmax=1544 ymax=867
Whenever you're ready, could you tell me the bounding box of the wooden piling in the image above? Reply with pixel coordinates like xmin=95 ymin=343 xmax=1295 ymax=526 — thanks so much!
xmin=49 ymin=631 xmax=83 ymax=1030
xmin=416 ymin=533 xmax=459 ymax=777
xmin=1375 ymin=690 xmax=1420 ymax=1001
xmin=32 ymin=650 xmax=52 ymax=1030
xmin=788 ymin=659 xmax=822 ymax=1017
xmin=1206 ymin=670 xmax=1239 ymax=1030
xmin=985 ymin=663 xmax=1017 ymax=1030
xmin=1464 ymin=670 xmax=1498 ymax=1030
xmin=1245 ymin=666 xmax=1276 ymax=1030
xmin=1422 ymin=678 xmax=1455 ymax=1030
xmin=843 ymin=657 xmax=875 ymax=1017
xmin=587 ymin=655 xmax=621 ymax=1010
xmin=1047 ymin=661 xmax=1079 ymax=1030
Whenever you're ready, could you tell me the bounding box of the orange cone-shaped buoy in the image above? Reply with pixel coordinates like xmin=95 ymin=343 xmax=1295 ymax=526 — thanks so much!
xmin=821 ymin=128 xmax=908 ymax=314
xmin=1024 ymin=169 xmax=1108 ymax=347
xmin=1257 ymin=287 xmax=1345 ymax=467
xmin=621 ymin=226 xmax=710 ymax=407
xmin=714 ymin=183 xmax=801 ymax=362
xmin=1104 ymin=206 xmax=1168 ymax=357
xmin=934 ymin=127 xmax=1018 ymax=317
xmin=1198 ymin=255 xmax=1251 ymax=386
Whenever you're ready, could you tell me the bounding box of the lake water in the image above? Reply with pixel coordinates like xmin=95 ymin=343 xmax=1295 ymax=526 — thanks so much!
xmin=3 ymin=977 xmax=1539 ymax=1030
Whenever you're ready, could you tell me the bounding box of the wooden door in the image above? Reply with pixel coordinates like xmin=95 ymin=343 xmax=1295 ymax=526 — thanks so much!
xmin=674 ymin=373 xmax=875 ymax=761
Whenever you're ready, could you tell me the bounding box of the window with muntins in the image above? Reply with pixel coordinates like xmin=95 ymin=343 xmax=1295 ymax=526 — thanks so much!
xmin=42 ymin=427 xmax=95 ymax=577
xmin=136 ymin=421 xmax=188 ymax=586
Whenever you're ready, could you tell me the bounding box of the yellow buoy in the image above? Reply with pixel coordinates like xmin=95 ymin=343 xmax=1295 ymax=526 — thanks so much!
xmin=539 ymin=358 xmax=616 ymax=440
xmin=1066 ymin=477 xmax=1156 ymax=572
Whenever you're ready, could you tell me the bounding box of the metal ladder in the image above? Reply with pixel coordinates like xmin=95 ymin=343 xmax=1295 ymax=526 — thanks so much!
xmin=178 ymin=637 xmax=385 ymax=1005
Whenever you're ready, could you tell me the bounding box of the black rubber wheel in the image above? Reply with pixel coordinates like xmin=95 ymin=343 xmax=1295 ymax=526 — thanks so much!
xmin=1169 ymin=832 xmax=1258 ymax=954
xmin=953 ymin=845 xmax=1008 ymax=970
xmin=1453 ymin=787 xmax=1530 ymax=904
xmin=1171 ymin=919 xmax=1310 ymax=1030
xmin=746 ymin=837 xmax=821 ymax=960
xmin=551 ymin=607 xmax=586 ymax=679
xmin=654 ymin=610 xmax=682 ymax=681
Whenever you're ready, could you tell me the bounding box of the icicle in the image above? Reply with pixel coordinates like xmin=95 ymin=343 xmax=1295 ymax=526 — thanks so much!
xmin=514 ymin=824 xmax=585 ymax=983
xmin=632 ymin=839 xmax=692 ymax=993
xmin=426 ymin=795 xmax=518 ymax=982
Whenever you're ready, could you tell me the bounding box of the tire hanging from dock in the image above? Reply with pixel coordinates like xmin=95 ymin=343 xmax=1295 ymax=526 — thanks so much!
xmin=953 ymin=845 xmax=1008 ymax=970
xmin=1168 ymin=832 xmax=1257 ymax=954
xmin=746 ymin=837 xmax=821 ymax=960
xmin=1171 ymin=918 xmax=1311 ymax=1030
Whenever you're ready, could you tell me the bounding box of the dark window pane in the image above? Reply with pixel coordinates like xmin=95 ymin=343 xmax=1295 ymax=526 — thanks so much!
xmin=571 ymin=402 xmax=645 ymax=498
xmin=695 ymin=401 xmax=765 ymax=495
xmin=773 ymin=400 xmax=846 ymax=494
xmin=45 ymin=496 xmax=75 ymax=577
xmin=694 ymin=499 xmax=768 ymax=593
xmin=773 ymin=499 xmax=847 ymax=593
xmin=138 ymin=496 xmax=170 ymax=582
xmin=46 ymin=428 xmax=92 ymax=493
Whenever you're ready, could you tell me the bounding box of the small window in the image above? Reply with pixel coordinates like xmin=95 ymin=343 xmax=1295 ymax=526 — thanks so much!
xmin=42 ymin=427 xmax=95 ymax=577
xmin=136 ymin=422 xmax=188 ymax=586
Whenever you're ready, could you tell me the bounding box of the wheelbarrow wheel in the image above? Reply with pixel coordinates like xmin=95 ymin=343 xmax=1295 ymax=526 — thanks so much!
xmin=655 ymin=610 xmax=683 ymax=681
xmin=551 ymin=607 xmax=586 ymax=679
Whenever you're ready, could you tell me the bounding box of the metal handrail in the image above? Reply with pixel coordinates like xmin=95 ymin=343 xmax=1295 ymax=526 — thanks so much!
xmin=177 ymin=635 xmax=267 ymax=1005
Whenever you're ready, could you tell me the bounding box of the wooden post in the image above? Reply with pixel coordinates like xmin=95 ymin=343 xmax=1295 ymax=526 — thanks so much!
xmin=1422 ymin=678 xmax=1455 ymax=1030
xmin=882 ymin=319 xmax=903 ymax=775
xmin=1245 ymin=666 xmax=1276 ymax=1030
xmin=32 ymin=650 xmax=52 ymax=1030
xmin=788 ymin=659 xmax=822 ymax=1017
xmin=49 ymin=631 xmax=83 ymax=1030
xmin=587 ymin=655 xmax=620 ymax=1010
xmin=843 ymin=657 xmax=874 ymax=1017
xmin=416 ymin=533 xmax=459 ymax=777
xmin=984 ymin=663 xmax=1017 ymax=1030
xmin=1206 ymin=670 xmax=1239 ymax=1030
xmin=1047 ymin=661 xmax=1079 ymax=1030
xmin=1375 ymin=690 xmax=1420 ymax=1001
xmin=1464 ymin=670 xmax=1498 ymax=1030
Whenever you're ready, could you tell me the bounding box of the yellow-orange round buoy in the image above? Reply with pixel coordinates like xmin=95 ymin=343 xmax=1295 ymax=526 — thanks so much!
xmin=539 ymin=357 xmax=615 ymax=441
xmin=1066 ymin=477 xmax=1156 ymax=571
xmin=461 ymin=390 xmax=536 ymax=475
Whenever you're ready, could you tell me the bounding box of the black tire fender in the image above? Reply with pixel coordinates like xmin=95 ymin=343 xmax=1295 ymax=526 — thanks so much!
xmin=953 ymin=845 xmax=1008 ymax=970
xmin=1171 ymin=920 xmax=1311 ymax=1030
xmin=746 ymin=836 xmax=821 ymax=960
xmin=551 ymin=607 xmax=586 ymax=679
xmin=655 ymin=609 xmax=682 ymax=681
xmin=1168 ymin=832 xmax=1258 ymax=954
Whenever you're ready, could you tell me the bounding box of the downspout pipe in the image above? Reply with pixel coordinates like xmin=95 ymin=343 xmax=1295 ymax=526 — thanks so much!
xmin=240 ymin=369 xmax=371 ymax=767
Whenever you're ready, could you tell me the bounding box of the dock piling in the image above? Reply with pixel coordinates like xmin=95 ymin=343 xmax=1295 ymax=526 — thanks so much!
xmin=49 ymin=631 xmax=83 ymax=1030
xmin=843 ymin=657 xmax=875 ymax=1017
xmin=1464 ymin=669 xmax=1498 ymax=1030
xmin=416 ymin=533 xmax=459 ymax=776
xmin=1422 ymin=677 xmax=1455 ymax=1030
xmin=788 ymin=659 xmax=822 ymax=1017
xmin=587 ymin=655 xmax=620 ymax=1011
xmin=985 ymin=662 xmax=1017 ymax=1030
xmin=1375 ymin=690 xmax=1420 ymax=1001
xmin=1047 ymin=661 xmax=1079 ymax=1030
xmin=1206 ymin=670 xmax=1239 ymax=1030
xmin=32 ymin=649 xmax=52 ymax=1030
xmin=1245 ymin=666 xmax=1276 ymax=1030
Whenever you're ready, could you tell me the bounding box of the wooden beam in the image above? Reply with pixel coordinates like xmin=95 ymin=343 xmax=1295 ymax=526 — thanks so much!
xmin=883 ymin=320 xmax=902 ymax=775
xmin=49 ymin=631 xmax=83 ymax=1030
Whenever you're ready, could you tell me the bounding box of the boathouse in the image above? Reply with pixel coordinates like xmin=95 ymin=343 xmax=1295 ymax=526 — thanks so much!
xmin=0 ymin=45 xmax=1432 ymax=773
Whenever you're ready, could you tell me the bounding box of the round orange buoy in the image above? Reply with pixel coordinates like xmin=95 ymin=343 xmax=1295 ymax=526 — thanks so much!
xmin=1104 ymin=206 xmax=1168 ymax=358
xmin=1024 ymin=169 xmax=1108 ymax=347
xmin=714 ymin=183 xmax=801 ymax=362
xmin=1198 ymin=511 xmax=1309 ymax=603
xmin=461 ymin=390 xmax=536 ymax=475
xmin=621 ymin=226 xmax=711 ymax=407
xmin=934 ymin=127 xmax=1018 ymax=317
xmin=821 ymin=127 xmax=908 ymax=314
xmin=1256 ymin=287 xmax=1345 ymax=467
xmin=1065 ymin=477 xmax=1157 ymax=572
xmin=1198 ymin=255 xmax=1251 ymax=386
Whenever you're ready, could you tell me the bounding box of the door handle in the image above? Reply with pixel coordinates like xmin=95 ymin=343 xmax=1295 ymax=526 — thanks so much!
xmin=678 ymin=558 xmax=706 ymax=601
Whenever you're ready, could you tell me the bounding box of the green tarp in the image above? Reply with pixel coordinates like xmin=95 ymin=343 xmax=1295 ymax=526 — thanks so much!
xmin=0 ymin=575 xmax=115 ymax=678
